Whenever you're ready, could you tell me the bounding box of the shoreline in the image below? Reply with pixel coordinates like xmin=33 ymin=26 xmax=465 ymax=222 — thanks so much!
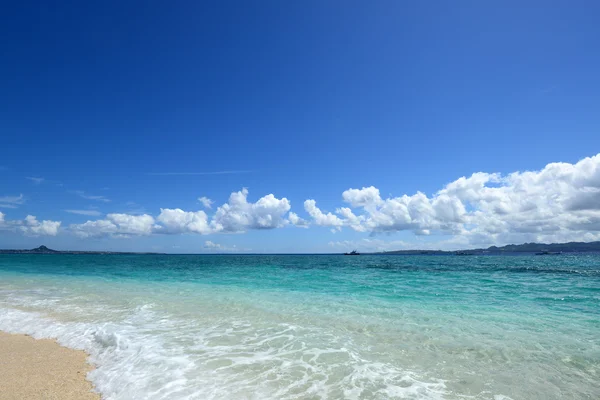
xmin=0 ymin=331 xmax=100 ymax=400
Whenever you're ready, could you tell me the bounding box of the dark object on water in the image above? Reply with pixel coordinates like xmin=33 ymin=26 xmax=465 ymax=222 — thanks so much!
xmin=344 ymin=250 xmax=360 ymax=256
xmin=455 ymin=251 xmax=474 ymax=256
xmin=535 ymin=251 xmax=562 ymax=255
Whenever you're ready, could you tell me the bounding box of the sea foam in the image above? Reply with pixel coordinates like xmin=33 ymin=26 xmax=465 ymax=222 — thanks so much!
xmin=0 ymin=305 xmax=447 ymax=399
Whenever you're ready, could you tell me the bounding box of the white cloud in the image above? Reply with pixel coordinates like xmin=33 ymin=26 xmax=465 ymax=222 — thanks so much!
xmin=288 ymin=212 xmax=309 ymax=228
xmin=307 ymin=153 xmax=600 ymax=246
xmin=342 ymin=186 xmax=383 ymax=208
xmin=72 ymin=190 xmax=111 ymax=203
xmin=304 ymin=200 xmax=343 ymax=230
xmin=335 ymin=207 xmax=367 ymax=232
xmin=204 ymin=240 xmax=220 ymax=249
xmin=0 ymin=212 xmax=61 ymax=236
xmin=0 ymin=194 xmax=25 ymax=208
xmin=0 ymin=214 xmax=60 ymax=236
xmin=37 ymin=154 xmax=600 ymax=247
xmin=106 ymin=214 xmax=155 ymax=236
xmin=157 ymin=208 xmax=211 ymax=234
xmin=26 ymin=177 xmax=45 ymax=184
xmin=68 ymin=189 xmax=293 ymax=238
xmin=198 ymin=196 xmax=214 ymax=209
xmin=70 ymin=213 xmax=155 ymax=238
xmin=210 ymin=188 xmax=291 ymax=232
xmin=70 ymin=219 xmax=118 ymax=238
xmin=19 ymin=215 xmax=61 ymax=236
xmin=65 ymin=209 xmax=102 ymax=216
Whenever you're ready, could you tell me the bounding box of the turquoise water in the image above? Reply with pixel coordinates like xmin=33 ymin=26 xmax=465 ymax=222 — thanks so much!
xmin=0 ymin=255 xmax=599 ymax=399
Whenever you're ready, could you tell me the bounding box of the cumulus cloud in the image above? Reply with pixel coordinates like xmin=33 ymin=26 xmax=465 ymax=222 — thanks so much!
xmin=70 ymin=213 xmax=156 ymax=238
xmin=198 ymin=196 xmax=214 ymax=209
xmin=306 ymin=154 xmax=600 ymax=246
xmin=304 ymin=200 xmax=344 ymax=230
xmin=157 ymin=208 xmax=211 ymax=234
xmin=70 ymin=219 xmax=118 ymax=238
xmin=69 ymin=189 xmax=294 ymax=238
xmin=39 ymin=154 xmax=600 ymax=246
xmin=210 ymin=188 xmax=291 ymax=232
xmin=288 ymin=212 xmax=309 ymax=228
xmin=342 ymin=186 xmax=383 ymax=208
xmin=335 ymin=207 xmax=367 ymax=232
xmin=20 ymin=215 xmax=61 ymax=236
xmin=0 ymin=213 xmax=61 ymax=236
xmin=204 ymin=240 xmax=221 ymax=249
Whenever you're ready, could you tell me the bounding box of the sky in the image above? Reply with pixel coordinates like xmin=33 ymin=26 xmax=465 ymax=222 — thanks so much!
xmin=1 ymin=1 xmax=599 ymax=253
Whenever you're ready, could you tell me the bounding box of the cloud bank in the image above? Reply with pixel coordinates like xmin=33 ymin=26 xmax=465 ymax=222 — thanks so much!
xmin=4 ymin=154 xmax=600 ymax=247
xmin=304 ymin=153 xmax=600 ymax=246
xmin=70 ymin=188 xmax=292 ymax=238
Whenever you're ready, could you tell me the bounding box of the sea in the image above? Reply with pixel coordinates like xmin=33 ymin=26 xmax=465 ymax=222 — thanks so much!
xmin=0 ymin=254 xmax=598 ymax=400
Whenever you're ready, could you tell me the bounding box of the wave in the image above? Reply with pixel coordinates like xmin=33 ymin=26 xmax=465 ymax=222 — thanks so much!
xmin=0 ymin=306 xmax=449 ymax=400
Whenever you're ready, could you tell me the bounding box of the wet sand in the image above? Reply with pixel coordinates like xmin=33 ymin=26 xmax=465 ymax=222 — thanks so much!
xmin=0 ymin=331 xmax=99 ymax=400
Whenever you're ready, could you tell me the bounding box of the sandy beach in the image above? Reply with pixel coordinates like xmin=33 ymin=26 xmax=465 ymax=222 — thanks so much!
xmin=0 ymin=331 xmax=99 ymax=400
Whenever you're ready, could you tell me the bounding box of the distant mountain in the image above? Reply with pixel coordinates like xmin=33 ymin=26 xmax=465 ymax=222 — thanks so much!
xmin=378 ymin=241 xmax=600 ymax=255
xmin=30 ymin=245 xmax=58 ymax=253
xmin=0 ymin=245 xmax=163 ymax=255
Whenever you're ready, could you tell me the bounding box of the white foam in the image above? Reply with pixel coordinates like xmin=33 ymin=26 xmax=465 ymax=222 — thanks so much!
xmin=0 ymin=306 xmax=198 ymax=399
xmin=0 ymin=306 xmax=448 ymax=399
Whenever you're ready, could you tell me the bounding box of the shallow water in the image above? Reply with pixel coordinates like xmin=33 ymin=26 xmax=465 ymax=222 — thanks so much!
xmin=0 ymin=254 xmax=599 ymax=399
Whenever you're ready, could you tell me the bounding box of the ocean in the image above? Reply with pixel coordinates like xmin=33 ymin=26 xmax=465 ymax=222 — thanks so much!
xmin=0 ymin=254 xmax=598 ymax=399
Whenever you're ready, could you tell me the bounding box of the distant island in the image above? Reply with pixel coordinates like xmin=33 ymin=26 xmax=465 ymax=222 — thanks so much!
xmin=2 ymin=242 xmax=600 ymax=256
xmin=0 ymin=245 xmax=164 ymax=255
xmin=375 ymin=241 xmax=600 ymax=255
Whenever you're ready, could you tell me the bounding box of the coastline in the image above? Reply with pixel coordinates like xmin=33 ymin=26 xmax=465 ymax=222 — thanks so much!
xmin=0 ymin=331 xmax=100 ymax=400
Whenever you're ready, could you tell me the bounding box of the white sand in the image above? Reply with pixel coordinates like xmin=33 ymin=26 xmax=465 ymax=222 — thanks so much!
xmin=0 ymin=331 xmax=100 ymax=400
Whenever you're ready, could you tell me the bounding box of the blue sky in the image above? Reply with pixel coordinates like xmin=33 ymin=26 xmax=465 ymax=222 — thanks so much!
xmin=1 ymin=1 xmax=599 ymax=253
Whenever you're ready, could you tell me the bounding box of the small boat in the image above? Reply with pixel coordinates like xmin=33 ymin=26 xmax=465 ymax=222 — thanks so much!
xmin=344 ymin=250 xmax=360 ymax=256
xmin=535 ymin=251 xmax=562 ymax=255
